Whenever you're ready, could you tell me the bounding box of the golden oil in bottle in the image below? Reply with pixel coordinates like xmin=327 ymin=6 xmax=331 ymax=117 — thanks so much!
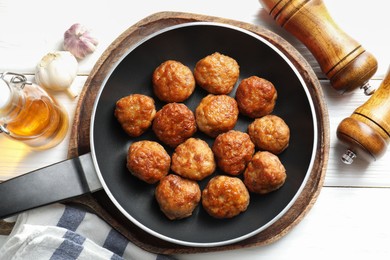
xmin=0 ymin=73 xmax=69 ymax=150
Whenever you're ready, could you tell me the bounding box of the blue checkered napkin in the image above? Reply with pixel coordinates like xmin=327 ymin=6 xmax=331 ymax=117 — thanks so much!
xmin=0 ymin=203 xmax=175 ymax=260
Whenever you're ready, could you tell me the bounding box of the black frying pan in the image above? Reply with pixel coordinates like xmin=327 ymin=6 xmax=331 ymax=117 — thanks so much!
xmin=1 ymin=23 xmax=317 ymax=247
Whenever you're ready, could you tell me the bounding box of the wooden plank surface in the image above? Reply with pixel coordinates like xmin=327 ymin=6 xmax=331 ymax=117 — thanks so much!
xmin=0 ymin=0 xmax=389 ymax=259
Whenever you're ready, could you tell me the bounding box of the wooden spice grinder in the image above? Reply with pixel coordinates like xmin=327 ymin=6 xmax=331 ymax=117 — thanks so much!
xmin=259 ymin=0 xmax=378 ymax=94
xmin=337 ymin=68 xmax=390 ymax=164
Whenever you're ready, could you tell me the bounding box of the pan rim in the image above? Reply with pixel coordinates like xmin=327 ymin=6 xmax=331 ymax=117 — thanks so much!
xmin=90 ymin=21 xmax=318 ymax=247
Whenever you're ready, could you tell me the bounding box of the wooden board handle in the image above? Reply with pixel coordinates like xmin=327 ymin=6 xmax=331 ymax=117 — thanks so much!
xmin=259 ymin=0 xmax=378 ymax=93
xmin=337 ymin=67 xmax=390 ymax=163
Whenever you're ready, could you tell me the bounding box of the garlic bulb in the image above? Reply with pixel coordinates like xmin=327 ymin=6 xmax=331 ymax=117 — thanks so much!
xmin=63 ymin=23 xmax=98 ymax=59
xmin=35 ymin=51 xmax=78 ymax=98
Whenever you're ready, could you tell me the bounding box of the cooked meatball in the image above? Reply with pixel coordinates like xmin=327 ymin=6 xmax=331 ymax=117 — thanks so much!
xmin=114 ymin=94 xmax=156 ymax=137
xmin=127 ymin=140 xmax=171 ymax=184
xmin=202 ymin=175 xmax=250 ymax=219
xmin=212 ymin=130 xmax=255 ymax=176
xmin=152 ymin=60 xmax=196 ymax=102
xmin=194 ymin=52 xmax=239 ymax=94
xmin=155 ymin=174 xmax=201 ymax=220
xmin=248 ymin=115 xmax=290 ymax=154
xmin=244 ymin=151 xmax=286 ymax=194
xmin=152 ymin=103 xmax=197 ymax=147
xmin=235 ymin=76 xmax=277 ymax=118
xmin=171 ymin=138 xmax=216 ymax=181
xmin=195 ymin=94 xmax=239 ymax=137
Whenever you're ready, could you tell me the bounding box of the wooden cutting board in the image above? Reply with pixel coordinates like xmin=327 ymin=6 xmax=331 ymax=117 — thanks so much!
xmin=66 ymin=11 xmax=329 ymax=254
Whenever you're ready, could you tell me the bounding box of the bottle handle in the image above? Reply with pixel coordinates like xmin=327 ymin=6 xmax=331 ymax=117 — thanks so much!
xmin=0 ymin=125 xmax=10 ymax=135
xmin=0 ymin=72 xmax=31 ymax=136
xmin=0 ymin=72 xmax=31 ymax=90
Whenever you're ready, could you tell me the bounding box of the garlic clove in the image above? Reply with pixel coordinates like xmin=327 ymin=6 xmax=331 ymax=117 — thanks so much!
xmin=63 ymin=23 xmax=98 ymax=59
xmin=35 ymin=51 xmax=78 ymax=98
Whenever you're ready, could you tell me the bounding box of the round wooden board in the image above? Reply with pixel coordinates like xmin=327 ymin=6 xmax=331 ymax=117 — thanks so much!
xmin=67 ymin=12 xmax=329 ymax=254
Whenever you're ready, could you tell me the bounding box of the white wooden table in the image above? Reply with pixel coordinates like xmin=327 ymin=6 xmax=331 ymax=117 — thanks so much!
xmin=1 ymin=0 xmax=389 ymax=259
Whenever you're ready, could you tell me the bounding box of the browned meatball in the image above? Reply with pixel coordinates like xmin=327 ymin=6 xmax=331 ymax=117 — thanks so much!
xmin=171 ymin=138 xmax=216 ymax=181
xmin=248 ymin=115 xmax=290 ymax=154
xmin=235 ymin=76 xmax=277 ymax=118
xmin=155 ymin=174 xmax=201 ymax=220
xmin=152 ymin=103 xmax=197 ymax=147
xmin=195 ymin=94 xmax=239 ymax=137
xmin=202 ymin=175 xmax=250 ymax=219
xmin=244 ymin=151 xmax=286 ymax=194
xmin=194 ymin=52 xmax=239 ymax=94
xmin=152 ymin=60 xmax=196 ymax=102
xmin=127 ymin=140 xmax=171 ymax=184
xmin=114 ymin=94 xmax=156 ymax=137
xmin=212 ymin=130 xmax=255 ymax=176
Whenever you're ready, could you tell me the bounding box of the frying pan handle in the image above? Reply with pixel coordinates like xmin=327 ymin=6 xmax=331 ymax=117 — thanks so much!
xmin=0 ymin=152 xmax=102 ymax=219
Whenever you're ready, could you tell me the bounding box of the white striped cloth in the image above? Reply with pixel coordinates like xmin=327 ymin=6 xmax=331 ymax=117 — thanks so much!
xmin=0 ymin=203 xmax=175 ymax=260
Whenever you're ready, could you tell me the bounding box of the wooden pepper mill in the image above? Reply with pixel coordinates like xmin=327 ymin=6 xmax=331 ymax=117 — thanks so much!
xmin=337 ymin=67 xmax=390 ymax=164
xmin=259 ymin=0 xmax=378 ymax=94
